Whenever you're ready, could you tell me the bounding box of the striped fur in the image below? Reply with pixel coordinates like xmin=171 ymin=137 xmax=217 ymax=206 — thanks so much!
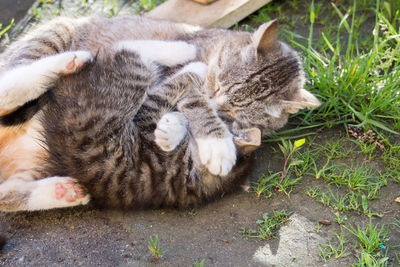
xmin=0 ymin=16 xmax=320 ymax=211
xmin=41 ymin=49 xmax=252 ymax=208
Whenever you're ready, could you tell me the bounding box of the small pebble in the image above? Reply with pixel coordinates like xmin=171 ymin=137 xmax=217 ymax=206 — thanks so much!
xmin=395 ymin=197 xmax=400 ymax=203
xmin=318 ymin=219 xmax=331 ymax=225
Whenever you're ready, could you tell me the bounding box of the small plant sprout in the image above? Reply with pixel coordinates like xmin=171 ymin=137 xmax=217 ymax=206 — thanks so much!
xmin=194 ymin=259 xmax=206 ymax=267
xmin=241 ymin=210 xmax=292 ymax=240
xmin=148 ymin=235 xmax=163 ymax=259
xmin=319 ymin=230 xmax=349 ymax=262
xmin=344 ymin=220 xmax=389 ymax=255
xmin=278 ymin=138 xmax=306 ymax=185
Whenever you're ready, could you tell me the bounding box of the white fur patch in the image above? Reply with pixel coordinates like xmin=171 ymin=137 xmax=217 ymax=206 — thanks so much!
xmin=178 ymin=61 xmax=208 ymax=80
xmin=297 ymin=89 xmax=321 ymax=107
xmin=155 ymin=112 xmax=188 ymax=152
xmin=265 ymin=105 xmax=282 ymax=118
xmin=27 ymin=177 xmax=90 ymax=211
xmin=215 ymin=95 xmax=227 ymax=106
xmin=0 ymin=51 xmax=92 ymax=110
xmin=196 ymin=136 xmax=236 ymax=176
xmin=115 ymin=40 xmax=197 ymax=68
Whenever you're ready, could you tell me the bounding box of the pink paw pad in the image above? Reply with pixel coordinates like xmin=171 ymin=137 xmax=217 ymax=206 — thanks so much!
xmin=55 ymin=183 xmax=67 ymax=199
xmin=60 ymin=52 xmax=92 ymax=75
xmin=55 ymin=180 xmax=87 ymax=202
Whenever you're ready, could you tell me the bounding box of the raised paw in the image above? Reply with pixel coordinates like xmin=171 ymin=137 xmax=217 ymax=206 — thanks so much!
xmin=196 ymin=136 xmax=237 ymax=176
xmin=155 ymin=112 xmax=188 ymax=152
xmin=59 ymin=51 xmax=93 ymax=75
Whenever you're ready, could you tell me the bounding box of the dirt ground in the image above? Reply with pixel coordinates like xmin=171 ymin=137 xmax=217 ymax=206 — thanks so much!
xmin=0 ymin=1 xmax=399 ymax=266
xmin=1 ymin=129 xmax=398 ymax=266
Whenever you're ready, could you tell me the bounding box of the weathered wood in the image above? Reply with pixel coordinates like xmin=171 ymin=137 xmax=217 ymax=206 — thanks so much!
xmin=146 ymin=0 xmax=272 ymax=28
xmin=191 ymin=0 xmax=218 ymax=4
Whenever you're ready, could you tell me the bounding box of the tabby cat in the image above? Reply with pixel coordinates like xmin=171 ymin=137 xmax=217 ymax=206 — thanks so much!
xmin=0 ymin=16 xmax=320 ymax=211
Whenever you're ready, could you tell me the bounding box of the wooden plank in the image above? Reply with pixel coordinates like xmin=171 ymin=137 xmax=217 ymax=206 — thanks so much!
xmin=146 ymin=0 xmax=272 ymax=28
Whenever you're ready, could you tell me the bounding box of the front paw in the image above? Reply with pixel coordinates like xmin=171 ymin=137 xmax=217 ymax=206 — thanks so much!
xmin=196 ymin=136 xmax=236 ymax=176
xmin=180 ymin=62 xmax=208 ymax=80
xmin=155 ymin=112 xmax=188 ymax=152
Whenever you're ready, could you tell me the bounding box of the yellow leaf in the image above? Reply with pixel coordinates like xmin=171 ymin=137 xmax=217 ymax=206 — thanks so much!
xmin=294 ymin=138 xmax=306 ymax=148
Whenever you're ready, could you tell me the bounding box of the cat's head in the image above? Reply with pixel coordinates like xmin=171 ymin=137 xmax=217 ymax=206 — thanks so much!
xmin=206 ymin=20 xmax=321 ymax=136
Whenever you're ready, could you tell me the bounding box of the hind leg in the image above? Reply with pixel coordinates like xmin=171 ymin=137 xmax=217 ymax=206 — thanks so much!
xmin=0 ymin=51 xmax=93 ymax=114
xmin=0 ymin=176 xmax=90 ymax=212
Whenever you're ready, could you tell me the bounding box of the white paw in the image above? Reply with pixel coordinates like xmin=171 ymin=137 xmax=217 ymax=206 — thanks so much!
xmin=180 ymin=62 xmax=208 ymax=80
xmin=27 ymin=177 xmax=90 ymax=211
xmin=58 ymin=50 xmax=93 ymax=75
xmin=196 ymin=136 xmax=236 ymax=176
xmin=155 ymin=112 xmax=187 ymax=152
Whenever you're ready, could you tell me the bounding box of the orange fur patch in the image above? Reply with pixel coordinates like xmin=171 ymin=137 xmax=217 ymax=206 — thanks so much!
xmin=0 ymin=108 xmax=17 ymax=117
xmin=0 ymin=119 xmax=47 ymax=181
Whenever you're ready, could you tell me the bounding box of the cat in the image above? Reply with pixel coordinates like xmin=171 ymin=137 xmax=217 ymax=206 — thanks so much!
xmin=0 ymin=16 xmax=321 ymax=211
xmin=40 ymin=41 xmax=263 ymax=208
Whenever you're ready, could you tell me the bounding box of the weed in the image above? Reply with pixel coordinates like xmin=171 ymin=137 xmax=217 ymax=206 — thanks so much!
xmin=0 ymin=19 xmax=14 ymax=39
xmin=286 ymin=0 xmax=400 ymax=138
xmin=319 ymin=230 xmax=349 ymax=262
xmin=353 ymin=250 xmax=389 ymax=267
xmin=306 ymin=186 xmax=320 ymax=198
xmin=148 ymin=235 xmax=163 ymax=259
xmin=188 ymin=209 xmax=197 ymax=217
xmin=278 ymin=138 xmax=306 ymax=184
xmin=254 ymin=169 xmax=302 ymax=199
xmin=313 ymin=163 xmax=387 ymax=200
xmin=317 ymin=190 xmax=360 ymax=213
xmin=318 ymin=139 xmax=351 ymax=160
xmin=241 ymin=210 xmax=292 ymax=240
xmin=138 ymin=0 xmax=164 ymax=11
xmin=253 ymin=139 xmax=308 ymax=199
xmin=345 ymin=220 xmax=389 ymax=254
xmin=316 ymin=222 xmax=322 ymax=232
xmin=194 ymin=259 xmax=206 ymax=267
xmin=102 ymin=0 xmax=120 ymax=17
xmin=392 ymin=219 xmax=400 ymax=231
xmin=333 ymin=212 xmax=347 ymax=225
xmin=382 ymin=145 xmax=400 ymax=182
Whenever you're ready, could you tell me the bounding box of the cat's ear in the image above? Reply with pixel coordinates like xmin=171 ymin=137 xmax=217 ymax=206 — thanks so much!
xmin=234 ymin=128 xmax=261 ymax=154
xmin=252 ymin=19 xmax=279 ymax=52
xmin=282 ymin=89 xmax=321 ymax=114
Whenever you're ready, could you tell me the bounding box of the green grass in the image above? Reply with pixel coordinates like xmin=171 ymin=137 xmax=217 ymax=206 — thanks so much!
xmin=346 ymin=221 xmax=389 ymax=254
xmin=241 ymin=210 xmax=292 ymax=240
xmin=137 ymin=0 xmax=165 ymax=11
xmin=319 ymin=230 xmax=349 ymax=262
xmin=193 ymin=259 xmax=206 ymax=267
xmin=0 ymin=19 xmax=14 ymax=41
xmin=345 ymin=220 xmax=389 ymax=266
xmin=294 ymin=0 xmax=400 ymax=135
